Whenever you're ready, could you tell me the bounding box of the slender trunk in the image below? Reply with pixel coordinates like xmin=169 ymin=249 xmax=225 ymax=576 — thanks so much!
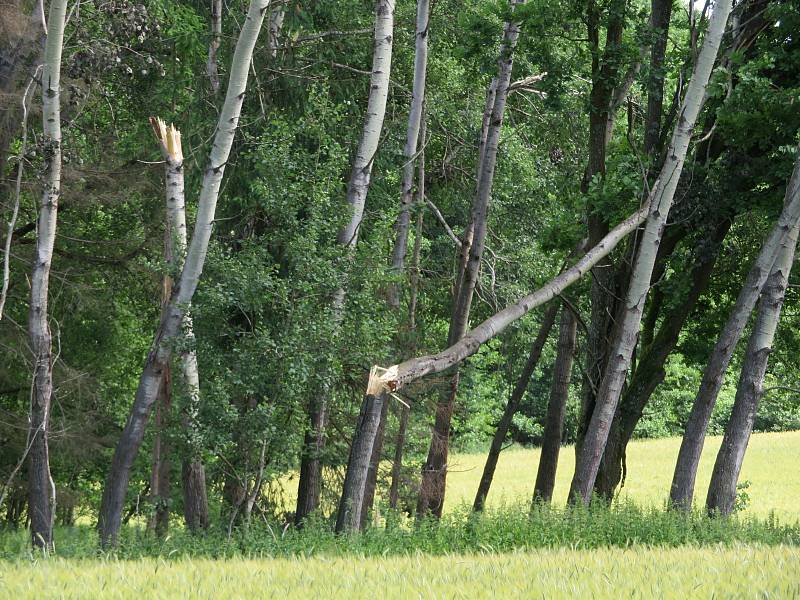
xmin=643 ymin=0 xmax=674 ymax=156
xmin=705 ymin=223 xmax=798 ymax=516
xmin=533 ymin=307 xmax=578 ymax=503
xmin=670 ymin=155 xmax=800 ymax=509
xmin=473 ymin=301 xmax=558 ymax=511
xmin=182 ymin=458 xmax=209 ymax=531
xmin=569 ymin=0 xmax=733 ymax=505
xmin=360 ymin=392 xmax=390 ymax=527
xmin=388 ymin=0 xmax=429 ymax=309
xmin=296 ymin=0 xmax=395 ymax=526
xmin=267 ymin=5 xmax=285 ymax=59
xmin=147 ymin=372 xmax=171 ymax=536
xmin=417 ymin=0 xmax=524 ymax=520
xmin=594 ymin=220 xmax=730 ymax=498
xmin=27 ymin=0 xmax=68 ymax=551
xmin=98 ymin=0 xmax=272 ymax=547
xmin=207 ymin=0 xmax=222 ymax=95
xmin=388 ymin=142 xmax=426 ymax=511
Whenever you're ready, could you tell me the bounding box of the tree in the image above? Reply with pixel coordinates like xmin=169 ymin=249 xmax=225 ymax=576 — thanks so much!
xmin=297 ymin=0 xmax=395 ymax=527
xmin=671 ymin=152 xmax=800 ymax=510
xmin=27 ymin=0 xmax=68 ymax=551
xmin=568 ymin=0 xmax=734 ymax=505
xmin=98 ymin=0 xmax=273 ymax=547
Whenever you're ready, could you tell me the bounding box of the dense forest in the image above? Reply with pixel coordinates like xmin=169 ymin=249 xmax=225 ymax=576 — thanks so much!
xmin=1 ymin=0 xmax=799 ymax=554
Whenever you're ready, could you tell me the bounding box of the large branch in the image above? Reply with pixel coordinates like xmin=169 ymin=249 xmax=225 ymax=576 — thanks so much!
xmin=373 ymin=201 xmax=650 ymax=393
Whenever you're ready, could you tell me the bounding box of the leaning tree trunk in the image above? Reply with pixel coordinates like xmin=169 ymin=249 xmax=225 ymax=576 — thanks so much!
xmin=670 ymin=154 xmax=800 ymax=510
xmin=147 ymin=372 xmax=171 ymax=536
xmin=297 ymin=0 xmax=395 ymax=527
xmin=340 ymin=199 xmax=651 ymax=530
xmin=473 ymin=301 xmax=558 ymax=511
xmin=568 ymin=0 xmax=733 ymax=505
xmin=593 ymin=219 xmax=731 ymax=498
xmin=27 ymin=0 xmax=68 ymax=551
xmin=705 ymin=222 xmax=799 ymax=516
xmin=98 ymin=0 xmax=272 ymax=547
xmin=533 ymin=306 xmax=578 ymax=503
xmin=417 ymin=0 xmax=524 ymax=520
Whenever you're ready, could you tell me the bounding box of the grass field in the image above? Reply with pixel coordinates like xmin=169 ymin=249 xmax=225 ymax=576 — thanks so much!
xmin=1 ymin=545 xmax=798 ymax=599
xmin=443 ymin=430 xmax=800 ymax=520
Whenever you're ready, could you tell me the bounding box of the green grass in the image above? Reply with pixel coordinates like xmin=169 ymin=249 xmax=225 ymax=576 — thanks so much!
xmin=1 ymin=545 xmax=799 ymax=599
xmin=444 ymin=430 xmax=800 ymax=520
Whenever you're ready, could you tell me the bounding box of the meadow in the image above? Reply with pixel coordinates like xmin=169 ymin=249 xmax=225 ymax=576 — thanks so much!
xmin=1 ymin=431 xmax=799 ymax=598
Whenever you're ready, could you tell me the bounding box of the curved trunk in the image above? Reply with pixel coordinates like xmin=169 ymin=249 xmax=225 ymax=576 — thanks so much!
xmin=473 ymin=301 xmax=558 ymax=511
xmin=569 ymin=0 xmax=733 ymax=505
xmin=706 ymin=223 xmax=798 ymax=516
xmin=27 ymin=0 xmax=68 ymax=551
xmin=296 ymin=0 xmax=395 ymax=525
xmin=98 ymin=0 xmax=271 ymax=547
xmin=670 ymin=155 xmax=800 ymax=510
xmin=533 ymin=307 xmax=577 ymax=503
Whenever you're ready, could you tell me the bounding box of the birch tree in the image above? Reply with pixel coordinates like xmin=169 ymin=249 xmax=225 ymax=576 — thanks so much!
xmin=27 ymin=0 xmax=68 ymax=551
xmin=670 ymin=152 xmax=800 ymax=510
xmin=297 ymin=0 xmax=395 ymax=526
xmin=568 ymin=0 xmax=734 ymax=504
xmin=706 ymin=220 xmax=799 ymax=516
xmin=98 ymin=0 xmax=272 ymax=546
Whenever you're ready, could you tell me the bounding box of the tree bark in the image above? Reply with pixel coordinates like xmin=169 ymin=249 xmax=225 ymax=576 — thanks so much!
xmin=360 ymin=391 xmax=390 ymax=527
xmin=27 ymin=0 xmax=68 ymax=551
xmin=643 ymin=0 xmax=674 ymax=157
xmin=417 ymin=0 xmax=524 ymax=520
xmin=296 ymin=0 xmax=395 ymax=526
xmin=593 ymin=220 xmax=730 ymax=498
xmin=388 ymin=0 xmax=429 ymax=309
xmin=98 ymin=0 xmax=271 ymax=547
xmin=267 ymin=5 xmax=285 ymax=59
xmin=147 ymin=372 xmax=171 ymax=536
xmin=705 ymin=222 xmax=798 ymax=516
xmin=533 ymin=307 xmax=578 ymax=503
xmin=207 ymin=0 xmax=222 ymax=95
xmin=473 ymin=301 xmax=559 ymax=511
xmin=568 ymin=0 xmax=733 ymax=505
xmin=670 ymin=154 xmax=800 ymax=510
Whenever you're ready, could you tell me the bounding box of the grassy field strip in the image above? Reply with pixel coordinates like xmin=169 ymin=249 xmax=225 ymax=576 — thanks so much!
xmin=443 ymin=431 xmax=800 ymax=519
xmin=1 ymin=545 xmax=797 ymax=599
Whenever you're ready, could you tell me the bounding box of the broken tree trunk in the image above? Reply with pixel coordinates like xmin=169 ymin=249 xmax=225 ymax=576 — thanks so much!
xmin=98 ymin=0 xmax=271 ymax=547
xmin=568 ymin=0 xmax=734 ymax=505
xmin=670 ymin=152 xmax=800 ymax=510
xmin=705 ymin=221 xmax=799 ymax=516
xmin=27 ymin=0 xmax=68 ymax=551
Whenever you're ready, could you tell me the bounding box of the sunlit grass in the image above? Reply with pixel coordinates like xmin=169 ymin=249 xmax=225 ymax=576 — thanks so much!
xmin=1 ymin=544 xmax=798 ymax=599
xmin=443 ymin=430 xmax=800 ymax=520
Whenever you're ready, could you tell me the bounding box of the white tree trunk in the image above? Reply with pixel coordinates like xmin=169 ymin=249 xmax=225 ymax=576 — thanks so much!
xmin=207 ymin=0 xmax=223 ymax=94
xmin=27 ymin=0 xmax=68 ymax=551
xmin=568 ymin=0 xmax=733 ymax=504
xmin=670 ymin=151 xmax=800 ymax=509
xmin=98 ymin=0 xmax=271 ymax=547
xmin=267 ymin=5 xmax=285 ymax=58
xmin=388 ymin=0 xmax=429 ymax=309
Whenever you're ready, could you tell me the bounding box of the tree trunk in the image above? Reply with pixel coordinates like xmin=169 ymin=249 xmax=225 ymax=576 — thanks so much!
xmin=360 ymin=391 xmax=390 ymax=527
xmin=670 ymin=154 xmax=800 ymax=510
xmin=267 ymin=5 xmax=285 ymax=59
xmin=296 ymin=0 xmax=395 ymax=526
xmin=593 ymin=220 xmax=730 ymax=498
xmin=643 ymin=0 xmax=674 ymax=156
xmin=98 ymin=0 xmax=271 ymax=547
xmin=27 ymin=0 xmax=68 ymax=551
xmin=568 ymin=0 xmax=733 ymax=505
xmin=417 ymin=0 xmax=523 ymax=520
xmin=705 ymin=223 xmax=798 ymax=516
xmin=473 ymin=301 xmax=559 ymax=511
xmin=533 ymin=307 xmax=578 ymax=503
xmin=335 ymin=387 xmax=386 ymax=533
xmin=147 ymin=373 xmax=171 ymax=536
xmin=207 ymin=0 xmax=222 ymax=95
xmin=388 ymin=0 xmax=429 ymax=309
